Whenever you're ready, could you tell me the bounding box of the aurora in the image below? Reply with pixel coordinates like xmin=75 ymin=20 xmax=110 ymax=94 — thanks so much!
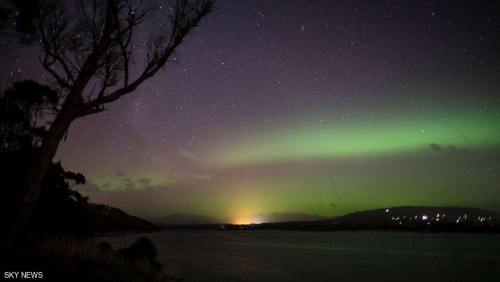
xmin=208 ymin=105 xmax=499 ymax=166
xmin=4 ymin=0 xmax=498 ymax=224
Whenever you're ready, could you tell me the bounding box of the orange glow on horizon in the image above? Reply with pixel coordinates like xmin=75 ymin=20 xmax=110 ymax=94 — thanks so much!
xmin=233 ymin=217 xmax=252 ymax=225
xmin=232 ymin=213 xmax=262 ymax=225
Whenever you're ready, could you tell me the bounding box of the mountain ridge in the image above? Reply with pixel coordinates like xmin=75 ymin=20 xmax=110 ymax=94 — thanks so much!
xmin=158 ymin=206 xmax=500 ymax=233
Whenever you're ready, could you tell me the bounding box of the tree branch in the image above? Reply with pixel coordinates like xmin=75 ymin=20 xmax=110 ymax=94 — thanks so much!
xmin=76 ymin=0 xmax=214 ymax=118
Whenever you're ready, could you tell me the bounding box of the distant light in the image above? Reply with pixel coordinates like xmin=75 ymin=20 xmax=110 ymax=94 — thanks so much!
xmin=386 ymin=209 xmax=389 ymax=213
xmin=422 ymin=215 xmax=428 ymax=220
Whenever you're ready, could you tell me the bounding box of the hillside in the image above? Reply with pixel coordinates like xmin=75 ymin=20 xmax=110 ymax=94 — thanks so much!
xmin=158 ymin=206 xmax=500 ymax=233
xmin=83 ymin=203 xmax=160 ymax=234
xmin=329 ymin=206 xmax=499 ymax=226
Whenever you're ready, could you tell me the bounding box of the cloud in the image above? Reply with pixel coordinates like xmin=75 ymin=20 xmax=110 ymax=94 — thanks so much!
xmin=429 ymin=143 xmax=443 ymax=152
xmin=119 ymin=177 xmax=156 ymax=190
xmin=74 ymin=180 xmax=209 ymax=219
xmin=187 ymin=172 xmax=211 ymax=179
xmin=178 ymin=148 xmax=199 ymax=160
xmin=123 ymin=178 xmax=135 ymax=189
xmin=176 ymin=148 xmax=213 ymax=180
xmin=138 ymin=177 xmax=152 ymax=185
xmin=75 ymin=181 xmax=102 ymax=193
xmin=428 ymin=143 xmax=468 ymax=153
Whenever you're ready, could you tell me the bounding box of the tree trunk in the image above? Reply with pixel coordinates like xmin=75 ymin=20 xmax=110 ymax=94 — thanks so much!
xmin=5 ymin=110 xmax=74 ymax=248
xmin=4 ymin=4 xmax=109 ymax=245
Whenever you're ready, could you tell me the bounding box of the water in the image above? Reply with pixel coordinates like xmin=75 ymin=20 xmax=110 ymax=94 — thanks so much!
xmin=100 ymin=231 xmax=500 ymax=281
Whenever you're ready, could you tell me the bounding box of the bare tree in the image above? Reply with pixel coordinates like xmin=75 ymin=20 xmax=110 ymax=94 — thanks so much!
xmin=6 ymin=0 xmax=214 ymax=246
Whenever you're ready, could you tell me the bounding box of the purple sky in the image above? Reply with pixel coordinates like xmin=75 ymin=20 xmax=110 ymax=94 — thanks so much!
xmin=1 ymin=0 xmax=499 ymax=224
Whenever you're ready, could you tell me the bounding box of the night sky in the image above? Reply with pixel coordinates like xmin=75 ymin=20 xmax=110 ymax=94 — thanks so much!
xmin=2 ymin=0 xmax=499 ymax=224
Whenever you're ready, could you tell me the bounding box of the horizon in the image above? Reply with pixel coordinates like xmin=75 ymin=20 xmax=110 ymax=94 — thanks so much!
xmin=2 ymin=0 xmax=499 ymax=224
xmin=151 ymin=205 xmax=500 ymax=225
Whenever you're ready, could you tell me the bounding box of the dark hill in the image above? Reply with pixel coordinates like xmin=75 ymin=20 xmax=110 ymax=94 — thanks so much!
xmin=159 ymin=206 xmax=499 ymax=233
xmin=83 ymin=203 xmax=160 ymax=234
xmin=329 ymin=206 xmax=499 ymax=225
xmin=294 ymin=206 xmax=500 ymax=232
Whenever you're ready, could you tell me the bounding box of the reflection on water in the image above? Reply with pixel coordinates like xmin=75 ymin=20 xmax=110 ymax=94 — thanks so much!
xmin=100 ymin=231 xmax=500 ymax=281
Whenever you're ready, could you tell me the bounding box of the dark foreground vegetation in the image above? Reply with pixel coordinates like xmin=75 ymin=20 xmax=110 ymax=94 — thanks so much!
xmin=0 ymin=0 xmax=211 ymax=280
xmin=1 ymin=235 xmax=177 ymax=282
xmin=0 ymin=80 xmax=168 ymax=281
xmin=0 ymin=0 xmax=215 ymax=278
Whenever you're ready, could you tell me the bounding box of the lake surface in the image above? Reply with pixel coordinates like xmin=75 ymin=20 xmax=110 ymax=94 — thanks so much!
xmin=100 ymin=230 xmax=500 ymax=281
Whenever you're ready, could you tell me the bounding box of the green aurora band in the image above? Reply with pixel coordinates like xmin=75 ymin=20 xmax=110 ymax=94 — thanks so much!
xmin=208 ymin=107 xmax=500 ymax=166
xmin=77 ymin=101 xmax=500 ymax=223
